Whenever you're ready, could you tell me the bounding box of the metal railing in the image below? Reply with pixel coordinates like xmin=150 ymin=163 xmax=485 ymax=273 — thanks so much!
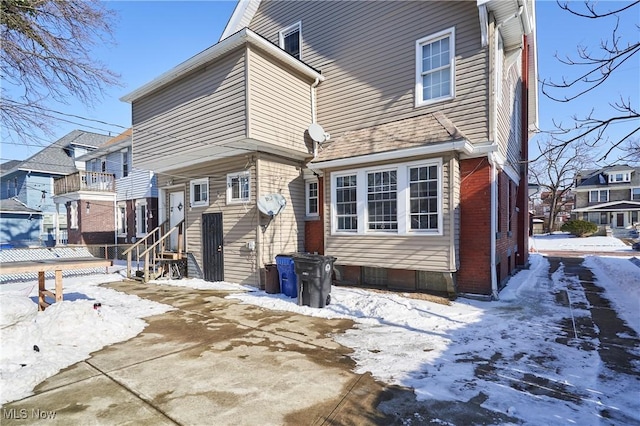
xmin=54 ymin=171 xmax=115 ymax=195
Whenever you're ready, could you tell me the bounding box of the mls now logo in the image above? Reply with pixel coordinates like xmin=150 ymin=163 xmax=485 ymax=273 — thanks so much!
xmin=3 ymin=408 xmax=57 ymax=419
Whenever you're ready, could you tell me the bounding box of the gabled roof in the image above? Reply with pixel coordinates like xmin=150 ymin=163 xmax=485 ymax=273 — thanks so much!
xmin=1 ymin=130 xmax=111 ymax=177
xmin=121 ymin=28 xmax=323 ymax=103
xmin=0 ymin=197 xmax=42 ymax=214
xmin=309 ymin=112 xmax=473 ymax=168
xmin=78 ymin=129 xmax=133 ymax=161
xmin=221 ymin=0 xmax=538 ymax=134
xmin=575 ymin=165 xmax=640 ymax=188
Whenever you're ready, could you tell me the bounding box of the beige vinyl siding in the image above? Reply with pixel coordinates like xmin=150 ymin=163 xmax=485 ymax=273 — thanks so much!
xmin=497 ymin=63 xmax=523 ymax=171
xmin=247 ymin=47 xmax=313 ymax=155
xmin=161 ymin=156 xmax=258 ymax=286
xmin=257 ymin=156 xmax=305 ymax=264
xmin=131 ymin=50 xmax=247 ymax=170
xmin=250 ymin=1 xmax=489 ymax=143
xmin=323 ymin=154 xmax=457 ymax=272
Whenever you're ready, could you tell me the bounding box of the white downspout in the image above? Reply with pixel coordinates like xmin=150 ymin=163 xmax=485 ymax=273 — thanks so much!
xmin=489 ymin=152 xmax=499 ymax=299
xmin=310 ymin=77 xmax=320 ymax=157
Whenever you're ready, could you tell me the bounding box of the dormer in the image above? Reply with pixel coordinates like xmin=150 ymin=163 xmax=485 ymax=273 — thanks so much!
xmin=605 ymin=165 xmax=634 ymax=184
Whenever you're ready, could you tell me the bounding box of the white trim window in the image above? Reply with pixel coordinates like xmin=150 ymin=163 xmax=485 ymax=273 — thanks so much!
xmin=306 ymin=179 xmax=319 ymax=217
xmin=367 ymin=170 xmax=397 ymax=231
xmin=122 ymin=150 xmax=129 ymax=178
xmin=408 ymin=164 xmax=439 ymax=231
xmin=117 ymin=202 xmax=127 ymax=236
xmin=632 ymin=187 xmax=640 ymax=201
xmin=227 ymin=171 xmax=250 ymax=204
xmin=279 ymin=21 xmax=302 ymax=60
xmin=190 ymin=178 xmax=209 ymax=207
xmin=589 ymin=189 xmax=609 ymax=203
xmin=335 ymin=174 xmax=358 ymax=232
xmin=331 ymin=159 xmax=442 ymax=235
xmin=135 ymin=200 xmax=148 ymax=237
xmin=608 ymin=172 xmax=631 ymax=183
xmin=415 ymin=27 xmax=455 ymax=107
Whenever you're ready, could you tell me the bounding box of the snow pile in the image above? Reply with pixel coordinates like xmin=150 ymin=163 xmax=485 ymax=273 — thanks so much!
xmin=584 ymin=256 xmax=640 ymax=333
xmin=0 ymin=274 xmax=172 ymax=405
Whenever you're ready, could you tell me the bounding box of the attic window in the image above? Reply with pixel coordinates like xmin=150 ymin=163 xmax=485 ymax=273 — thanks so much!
xmin=608 ymin=172 xmax=631 ymax=183
xmin=279 ymin=22 xmax=301 ymax=60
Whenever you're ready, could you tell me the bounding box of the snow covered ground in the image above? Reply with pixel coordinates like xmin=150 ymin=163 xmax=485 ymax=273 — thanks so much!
xmin=1 ymin=234 xmax=639 ymax=424
xmin=531 ymin=232 xmax=636 ymax=252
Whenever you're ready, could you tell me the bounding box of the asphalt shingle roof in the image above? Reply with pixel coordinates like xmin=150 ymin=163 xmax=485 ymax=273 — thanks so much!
xmin=0 ymin=197 xmax=41 ymax=214
xmin=576 ymin=165 xmax=640 ymax=188
xmin=311 ymin=112 xmax=467 ymax=164
xmin=1 ymin=130 xmax=111 ymax=177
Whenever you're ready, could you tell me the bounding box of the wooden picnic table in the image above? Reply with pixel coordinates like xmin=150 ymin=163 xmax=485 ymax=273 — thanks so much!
xmin=0 ymin=258 xmax=113 ymax=310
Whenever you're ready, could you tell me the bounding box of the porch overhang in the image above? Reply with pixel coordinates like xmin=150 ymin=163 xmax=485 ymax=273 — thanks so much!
xmin=572 ymin=201 xmax=640 ymax=213
xmin=309 ymin=140 xmax=475 ymax=170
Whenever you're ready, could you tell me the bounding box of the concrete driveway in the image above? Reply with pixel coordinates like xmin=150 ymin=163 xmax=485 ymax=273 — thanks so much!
xmin=1 ymin=282 xmax=393 ymax=425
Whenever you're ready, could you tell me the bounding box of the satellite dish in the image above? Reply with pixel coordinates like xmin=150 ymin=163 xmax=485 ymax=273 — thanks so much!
xmin=257 ymin=193 xmax=286 ymax=217
xmin=307 ymin=123 xmax=326 ymax=143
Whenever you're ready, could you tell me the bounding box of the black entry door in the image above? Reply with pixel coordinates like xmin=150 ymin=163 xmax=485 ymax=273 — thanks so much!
xmin=202 ymin=213 xmax=224 ymax=282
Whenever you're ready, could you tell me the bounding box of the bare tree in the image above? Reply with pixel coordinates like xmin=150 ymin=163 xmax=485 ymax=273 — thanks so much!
xmin=540 ymin=1 xmax=639 ymax=163
xmin=530 ymin=139 xmax=591 ymax=232
xmin=1 ymin=0 xmax=120 ymax=142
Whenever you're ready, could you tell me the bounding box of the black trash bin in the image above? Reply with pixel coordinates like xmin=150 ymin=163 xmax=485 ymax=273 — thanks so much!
xmin=292 ymin=254 xmax=336 ymax=308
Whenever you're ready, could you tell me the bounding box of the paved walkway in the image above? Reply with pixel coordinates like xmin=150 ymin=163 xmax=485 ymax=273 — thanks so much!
xmin=1 ymin=282 xmax=394 ymax=425
xmin=3 ymin=256 xmax=639 ymax=425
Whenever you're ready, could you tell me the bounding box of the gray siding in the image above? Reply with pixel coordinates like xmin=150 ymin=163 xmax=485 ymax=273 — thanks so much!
xmin=116 ymin=170 xmax=157 ymax=202
xmin=257 ymin=156 xmax=305 ymax=264
xmin=250 ymin=0 xmax=489 ymax=143
xmin=131 ymin=50 xmax=248 ymax=170
xmin=247 ymin=46 xmax=313 ymax=155
xmin=323 ymin=154 xmax=457 ymax=272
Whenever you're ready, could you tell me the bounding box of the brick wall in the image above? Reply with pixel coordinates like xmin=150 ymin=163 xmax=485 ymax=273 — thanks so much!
xmin=68 ymin=199 xmax=115 ymax=245
xmin=458 ymin=158 xmax=492 ymax=295
xmin=495 ymin=172 xmax=519 ymax=288
xmin=304 ymin=177 xmax=324 ymax=254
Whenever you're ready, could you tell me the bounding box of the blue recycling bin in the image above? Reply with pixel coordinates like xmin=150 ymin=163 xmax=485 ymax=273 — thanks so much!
xmin=275 ymin=255 xmax=298 ymax=298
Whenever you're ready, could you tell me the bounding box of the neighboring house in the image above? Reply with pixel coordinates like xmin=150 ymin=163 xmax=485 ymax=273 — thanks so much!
xmin=0 ymin=130 xmax=111 ymax=247
xmin=0 ymin=197 xmax=43 ymax=248
xmin=534 ymin=190 xmax=574 ymax=231
xmin=52 ymin=129 xmax=159 ymax=245
xmin=572 ymin=165 xmax=640 ymax=231
xmin=121 ymin=0 xmax=538 ymax=297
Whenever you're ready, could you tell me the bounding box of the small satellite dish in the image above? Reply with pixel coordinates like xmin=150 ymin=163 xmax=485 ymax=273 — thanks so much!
xmin=257 ymin=193 xmax=286 ymax=217
xmin=307 ymin=123 xmax=326 ymax=143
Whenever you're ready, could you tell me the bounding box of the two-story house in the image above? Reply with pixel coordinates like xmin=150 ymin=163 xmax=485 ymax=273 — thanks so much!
xmin=0 ymin=130 xmax=111 ymax=247
xmin=572 ymin=165 xmax=640 ymax=233
xmin=52 ymin=129 xmax=159 ymax=245
xmin=121 ymin=0 xmax=538 ymax=297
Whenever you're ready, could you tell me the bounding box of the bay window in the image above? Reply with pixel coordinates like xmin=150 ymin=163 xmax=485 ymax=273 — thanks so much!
xmin=332 ymin=159 xmax=442 ymax=235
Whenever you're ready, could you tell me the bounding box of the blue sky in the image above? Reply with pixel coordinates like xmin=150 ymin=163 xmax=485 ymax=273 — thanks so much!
xmin=1 ymin=0 xmax=638 ymax=165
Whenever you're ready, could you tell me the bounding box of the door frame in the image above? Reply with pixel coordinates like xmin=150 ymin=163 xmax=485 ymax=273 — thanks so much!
xmin=202 ymin=212 xmax=224 ymax=282
xmin=169 ymin=190 xmax=185 ymax=250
